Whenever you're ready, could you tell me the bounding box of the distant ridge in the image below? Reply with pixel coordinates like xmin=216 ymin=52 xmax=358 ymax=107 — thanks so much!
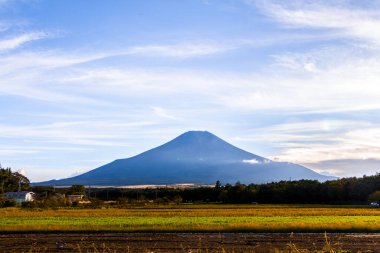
xmin=34 ymin=131 xmax=335 ymax=186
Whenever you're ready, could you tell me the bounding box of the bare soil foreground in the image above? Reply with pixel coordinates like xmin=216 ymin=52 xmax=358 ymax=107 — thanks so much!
xmin=1 ymin=233 xmax=380 ymax=253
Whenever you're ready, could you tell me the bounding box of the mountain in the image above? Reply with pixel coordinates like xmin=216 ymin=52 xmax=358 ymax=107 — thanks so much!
xmin=34 ymin=131 xmax=335 ymax=186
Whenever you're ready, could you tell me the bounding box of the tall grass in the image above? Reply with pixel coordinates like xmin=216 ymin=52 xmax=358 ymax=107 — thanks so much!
xmin=1 ymin=204 xmax=379 ymax=217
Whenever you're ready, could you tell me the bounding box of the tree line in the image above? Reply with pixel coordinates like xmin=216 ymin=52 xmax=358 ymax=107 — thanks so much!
xmin=2 ymin=166 xmax=380 ymax=206
xmin=74 ymin=174 xmax=380 ymax=204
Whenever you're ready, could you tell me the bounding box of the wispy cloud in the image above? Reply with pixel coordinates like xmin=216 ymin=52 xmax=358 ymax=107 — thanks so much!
xmin=126 ymin=43 xmax=234 ymax=58
xmin=0 ymin=21 xmax=9 ymax=31
xmin=236 ymin=120 xmax=380 ymax=175
xmin=306 ymin=159 xmax=380 ymax=177
xmin=0 ymin=148 xmax=38 ymax=156
xmin=0 ymin=50 xmax=128 ymax=103
xmin=0 ymin=120 xmax=158 ymax=146
xmin=3 ymin=46 xmax=380 ymax=113
xmin=242 ymin=159 xmax=268 ymax=164
xmin=2 ymin=41 xmax=380 ymax=179
xmin=152 ymin=107 xmax=179 ymax=120
xmin=3 ymin=0 xmax=380 ymax=181
xmin=0 ymin=40 xmax=236 ymax=102
xmin=219 ymin=44 xmax=380 ymax=113
xmin=243 ymin=159 xmax=259 ymax=164
xmin=0 ymin=145 xmax=90 ymax=156
xmin=250 ymin=0 xmax=380 ymax=45
xmin=0 ymin=32 xmax=48 ymax=52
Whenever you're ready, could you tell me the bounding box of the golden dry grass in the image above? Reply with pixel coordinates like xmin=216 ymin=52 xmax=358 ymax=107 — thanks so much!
xmin=1 ymin=204 xmax=379 ymax=217
xmin=1 ymin=204 xmax=380 ymax=232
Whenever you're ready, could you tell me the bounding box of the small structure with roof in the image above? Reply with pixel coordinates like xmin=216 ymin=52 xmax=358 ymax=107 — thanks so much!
xmin=67 ymin=194 xmax=84 ymax=202
xmin=4 ymin=191 xmax=35 ymax=204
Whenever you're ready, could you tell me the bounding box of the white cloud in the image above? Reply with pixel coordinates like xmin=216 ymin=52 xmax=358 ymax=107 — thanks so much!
xmin=3 ymin=0 xmax=380 ymax=180
xmin=17 ymin=168 xmax=26 ymax=176
xmin=0 ymin=32 xmax=48 ymax=52
xmin=69 ymin=170 xmax=85 ymax=177
xmin=242 ymin=159 xmax=271 ymax=164
xmin=152 ymin=107 xmax=179 ymax=120
xmin=306 ymin=159 xmax=380 ymax=177
xmin=244 ymin=120 xmax=380 ymax=165
xmin=234 ymin=118 xmax=380 ymax=177
xmin=242 ymin=159 xmax=260 ymax=164
xmin=0 ymin=50 xmax=112 ymax=71
xmin=0 ymin=148 xmax=39 ymax=156
xmin=0 ymin=50 xmax=128 ymax=103
xmin=2 ymin=41 xmax=380 ymax=180
xmin=0 ymin=120 xmax=157 ymax=146
xmin=251 ymin=0 xmax=380 ymax=45
xmin=126 ymin=43 xmax=234 ymax=58
xmin=0 ymin=145 xmax=92 ymax=156
xmin=219 ymin=44 xmax=380 ymax=113
xmin=3 ymin=45 xmax=380 ymax=114
xmin=0 ymin=42 xmax=236 ymax=103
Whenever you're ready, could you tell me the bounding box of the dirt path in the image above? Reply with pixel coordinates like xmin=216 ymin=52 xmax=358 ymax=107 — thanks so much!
xmin=1 ymin=233 xmax=380 ymax=252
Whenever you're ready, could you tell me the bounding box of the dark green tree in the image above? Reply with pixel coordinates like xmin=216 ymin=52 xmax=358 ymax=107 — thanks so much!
xmin=0 ymin=167 xmax=30 ymax=193
xmin=68 ymin=185 xmax=86 ymax=195
xmin=368 ymin=191 xmax=380 ymax=203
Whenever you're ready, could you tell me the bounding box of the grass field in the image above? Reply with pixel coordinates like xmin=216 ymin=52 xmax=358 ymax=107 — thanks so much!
xmin=1 ymin=204 xmax=380 ymax=232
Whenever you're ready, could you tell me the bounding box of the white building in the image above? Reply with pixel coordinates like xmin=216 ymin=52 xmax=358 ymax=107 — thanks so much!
xmin=4 ymin=191 xmax=35 ymax=204
xmin=67 ymin=194 xmax=84 ymax=202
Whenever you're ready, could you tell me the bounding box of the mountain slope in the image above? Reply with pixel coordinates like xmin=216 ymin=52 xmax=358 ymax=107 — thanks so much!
xmin=34 ymin=131 xmax=334 ymax=186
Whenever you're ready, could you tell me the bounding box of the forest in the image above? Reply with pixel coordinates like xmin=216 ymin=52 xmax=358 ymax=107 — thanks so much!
xmin=31 ymin=174 xmax=380 ymax=206
xmin=2 ymin=166 xmax=380 ymax=206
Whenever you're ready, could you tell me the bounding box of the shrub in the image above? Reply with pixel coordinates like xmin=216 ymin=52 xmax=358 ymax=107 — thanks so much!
xmin=0 ymin=195 xmax=18 ymax=207
xmin=368 ymin=190 xmax=380 ymax=203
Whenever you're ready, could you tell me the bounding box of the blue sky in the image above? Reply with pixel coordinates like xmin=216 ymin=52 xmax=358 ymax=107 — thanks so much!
xmin=2 ymin=0 xmax=380 ymax=181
